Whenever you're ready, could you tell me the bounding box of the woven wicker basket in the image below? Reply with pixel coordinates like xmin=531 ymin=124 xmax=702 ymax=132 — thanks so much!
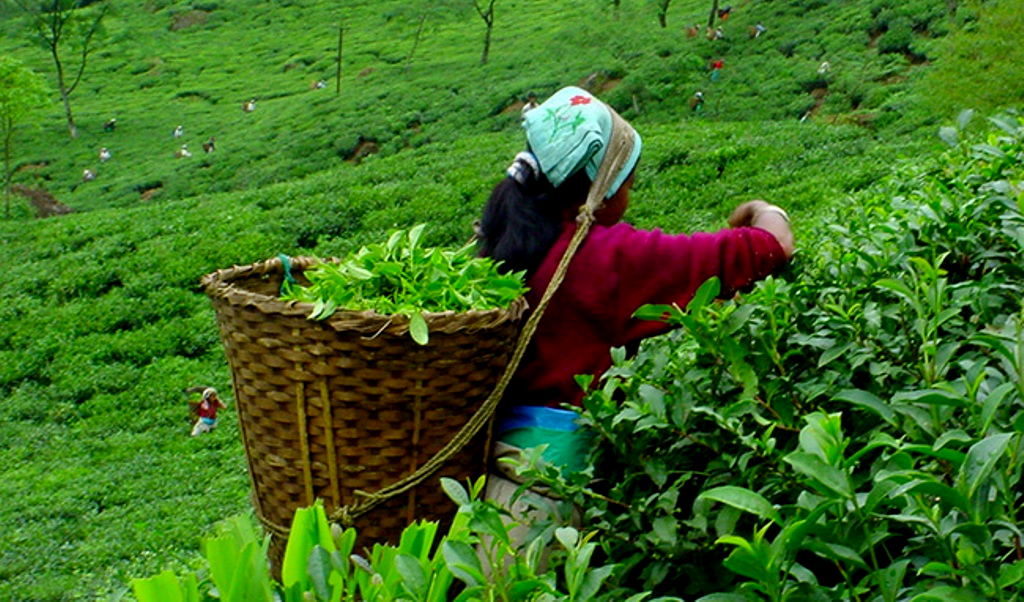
xmin=201 ymin=255 xmax=527 ymax=572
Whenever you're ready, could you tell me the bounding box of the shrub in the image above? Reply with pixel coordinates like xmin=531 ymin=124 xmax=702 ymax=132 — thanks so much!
xmin=877 ymin=17 xmax=914 ymax=55
xmin=130 ymin=478 xmax=657 ymax=602
xmin=519 ymin=111 xmax=1024 ymax=599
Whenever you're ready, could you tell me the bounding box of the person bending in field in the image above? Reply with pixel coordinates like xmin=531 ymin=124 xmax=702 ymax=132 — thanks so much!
xmin=521 ymin=91 xmax=540 ymax=114
xmin=191 ymin=388 xmax=227 ymax=436
xmin=474 ymin=85 xmax=794 ymax=556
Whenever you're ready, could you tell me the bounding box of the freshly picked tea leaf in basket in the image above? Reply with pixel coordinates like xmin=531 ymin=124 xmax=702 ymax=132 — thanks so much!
xmin=280 ymin=224 xmax=528 ymax=344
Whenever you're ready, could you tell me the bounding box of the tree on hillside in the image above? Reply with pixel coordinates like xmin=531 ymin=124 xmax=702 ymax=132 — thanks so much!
xmin=13 ymin=0 xmax=109 ymax=139
xmin=656 ymin=0 xmax=673 ymax=28
xmin=472 ymin=0 xmax=496 ymax=65
xmin=0 ymin=57 xmax=49 ymax=219
xmin=707 ymin=0 xmax=719 ymax=29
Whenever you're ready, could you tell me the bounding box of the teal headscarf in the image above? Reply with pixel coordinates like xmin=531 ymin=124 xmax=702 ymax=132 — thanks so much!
xmin=522 ymin=86 xmax=642 ymax=199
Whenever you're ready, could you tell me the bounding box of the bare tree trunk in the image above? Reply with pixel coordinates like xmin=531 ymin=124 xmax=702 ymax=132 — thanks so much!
xmin=946 ymin=0 xmax=957 ymax=25
xmin=335 ymin=25 xmax=343 ymax=96
xmin=53 ymin=48 xmax=77 ymax=138
xmin=3 ymin=125 xmax=12 ymax=218
xmin=473 ymin=0 xmax=496 ymax=65
xmin=14 ymin=0 xmax=106 ymax=139
xmin=406 ymin=11 xmax=427 ymax=70
xmin=658 ymin=0 xmax=671 ymax=28
xmin=481 ymin=21 xmax=492 ymax=64
xmin=707 ymin=0 xmax=720 ymax=29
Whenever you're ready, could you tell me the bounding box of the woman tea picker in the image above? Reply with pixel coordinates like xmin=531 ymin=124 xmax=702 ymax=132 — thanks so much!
xmin=475 ymin=86 xmax=795 ymax=544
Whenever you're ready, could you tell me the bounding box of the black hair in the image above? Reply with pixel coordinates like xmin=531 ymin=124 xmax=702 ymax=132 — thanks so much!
xmin=477 ymin=164 xmax=591 ymax=276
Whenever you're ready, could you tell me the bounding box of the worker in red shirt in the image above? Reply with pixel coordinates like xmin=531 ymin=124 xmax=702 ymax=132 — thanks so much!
xmin=191 ymin=387 xmax=228 ymax=436
xmin=474 ymin=86 xmax=794 ymax=558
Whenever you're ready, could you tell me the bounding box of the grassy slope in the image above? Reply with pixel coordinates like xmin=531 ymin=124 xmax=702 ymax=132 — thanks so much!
xmin=0 ymin=0 xmax=991 ymax=599
xmin=1 ymin=0 xmax=947 ymax=214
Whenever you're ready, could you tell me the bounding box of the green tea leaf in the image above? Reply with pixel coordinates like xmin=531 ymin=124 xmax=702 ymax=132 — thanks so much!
xmin=408 ymin=223 xmax=426 ymax=250
xmin=687 ymin=277 xmax=721 ymax=312
xmin=803 ymin=541 xmax=867 ymax=569
xmin=938 ymin=126 xmax=959 ymax=147
xmin=907 ymin=584 xmax=984 ymax=601
xmin=442 ymin=540 xmax=485 ymax=587
xmin=307 ymin=546 xmax=332 ymax=602
xmin=784 ymin=452 xmax=853 ymax=499
xmin=978 ymin=382 xmax=1015 ymax=436
xmin=132 ymin=570 xmax=190 ymax=602
xmin=887 ymin=479 xmax=970 ymax=514
xmin=875 ymin=278 xmax=915 ymax=303
xmin=651 ymin=516 xmax=678 ymax=547
xmin=818 ymin=342 xmax=855 ymax=368
xmin=409 ymin=312 xmax=429 ymax=346
xmin=956 ymin=432 xmax=1014 ymax=502
xmin=281 ymin=502 xmax=319 ymax=591
xmin=998 ymin=560 xmax=1024 ymax=588
xmin=578 ymin=564 xmax=615 ymax=601
xmin=696 ymin=486 xmax=781 ymax=525
xmin=833 ymin=389 xmax=897 ymax=426
xmin=893 ymin=388 xmax=968 ymax=408
xmin=440 ymin=477 xmax=471 ymax=506
xmin=634 ymin=304 xmax=681 ymax=323
xmin=395 ymin=553 xmax=428 ymax=600
xmin=932 ymin=429 xmax=972 ymax=452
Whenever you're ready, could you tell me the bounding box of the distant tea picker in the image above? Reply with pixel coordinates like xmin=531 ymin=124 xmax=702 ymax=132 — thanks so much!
xmin=186 ymin=387 xmax=228 ymax=436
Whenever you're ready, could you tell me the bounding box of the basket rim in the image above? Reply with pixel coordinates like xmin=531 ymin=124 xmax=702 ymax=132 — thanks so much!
xmin=200 ymin=255 xmax=529 ymax=335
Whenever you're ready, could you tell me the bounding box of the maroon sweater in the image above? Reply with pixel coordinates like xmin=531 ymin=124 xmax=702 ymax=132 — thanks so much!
xmin=508 ymin=221 xmax=788 ymax=408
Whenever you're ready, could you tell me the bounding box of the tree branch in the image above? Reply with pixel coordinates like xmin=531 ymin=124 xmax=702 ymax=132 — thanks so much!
xmin=67 ymin=2 xmax=108 ymax=96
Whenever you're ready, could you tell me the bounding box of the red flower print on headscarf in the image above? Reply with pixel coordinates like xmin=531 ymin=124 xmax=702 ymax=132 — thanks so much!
xmin=569 ymin=95 xmax=592 ymax=106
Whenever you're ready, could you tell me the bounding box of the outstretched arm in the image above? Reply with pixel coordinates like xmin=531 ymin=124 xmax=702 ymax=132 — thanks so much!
xmin=728 ymin=200 xmax=796 ymax=259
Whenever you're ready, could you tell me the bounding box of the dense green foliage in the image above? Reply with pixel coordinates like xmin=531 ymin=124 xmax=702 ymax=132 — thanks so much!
xmin=0 ymin=0 xmax=1020 ymax=599
xmin=920 ymin=1 xmax=1024 ymax=118
xmin=131 ymin=479 xmax=648 ymax=602
xmin=524 ymin=111 xmax=1024 ymax=599
xmin=0 ymin=56 xmax=48 ymax=217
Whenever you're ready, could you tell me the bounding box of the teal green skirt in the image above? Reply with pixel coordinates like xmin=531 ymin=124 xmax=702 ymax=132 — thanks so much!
xmin=496 ymin=405 xmax=595 ymax=474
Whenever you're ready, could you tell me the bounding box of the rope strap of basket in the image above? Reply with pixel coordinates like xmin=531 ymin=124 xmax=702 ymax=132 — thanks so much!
xmin=327 ymin=108 xmax=637 ymax=527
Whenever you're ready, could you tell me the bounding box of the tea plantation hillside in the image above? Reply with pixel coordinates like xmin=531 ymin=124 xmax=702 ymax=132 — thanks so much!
xmin=0 ymin=0 xmax=1021 ymax=600
xmin=0 ymin=0 xmax=1002 ymax=215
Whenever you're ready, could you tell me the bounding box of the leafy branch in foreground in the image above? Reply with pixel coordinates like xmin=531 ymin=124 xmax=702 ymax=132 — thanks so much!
xmin=280 ymin=224 xmax=528 ymax=344
xmin=513 ymin=111 xmax=1024 ymax=599
xmin=130 ymin=477 xmax=663 ymax=602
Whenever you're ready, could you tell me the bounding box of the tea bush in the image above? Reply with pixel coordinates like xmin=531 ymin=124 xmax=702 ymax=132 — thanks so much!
xmin=130 ymin=479 xmax=660 ymax=602
xmin=523 ymin=112 xmax=1024 ymax=599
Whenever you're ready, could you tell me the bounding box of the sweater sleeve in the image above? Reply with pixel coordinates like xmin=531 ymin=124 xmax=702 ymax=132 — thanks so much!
xmin=607 ymin=224 xmax=788 ymax=346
